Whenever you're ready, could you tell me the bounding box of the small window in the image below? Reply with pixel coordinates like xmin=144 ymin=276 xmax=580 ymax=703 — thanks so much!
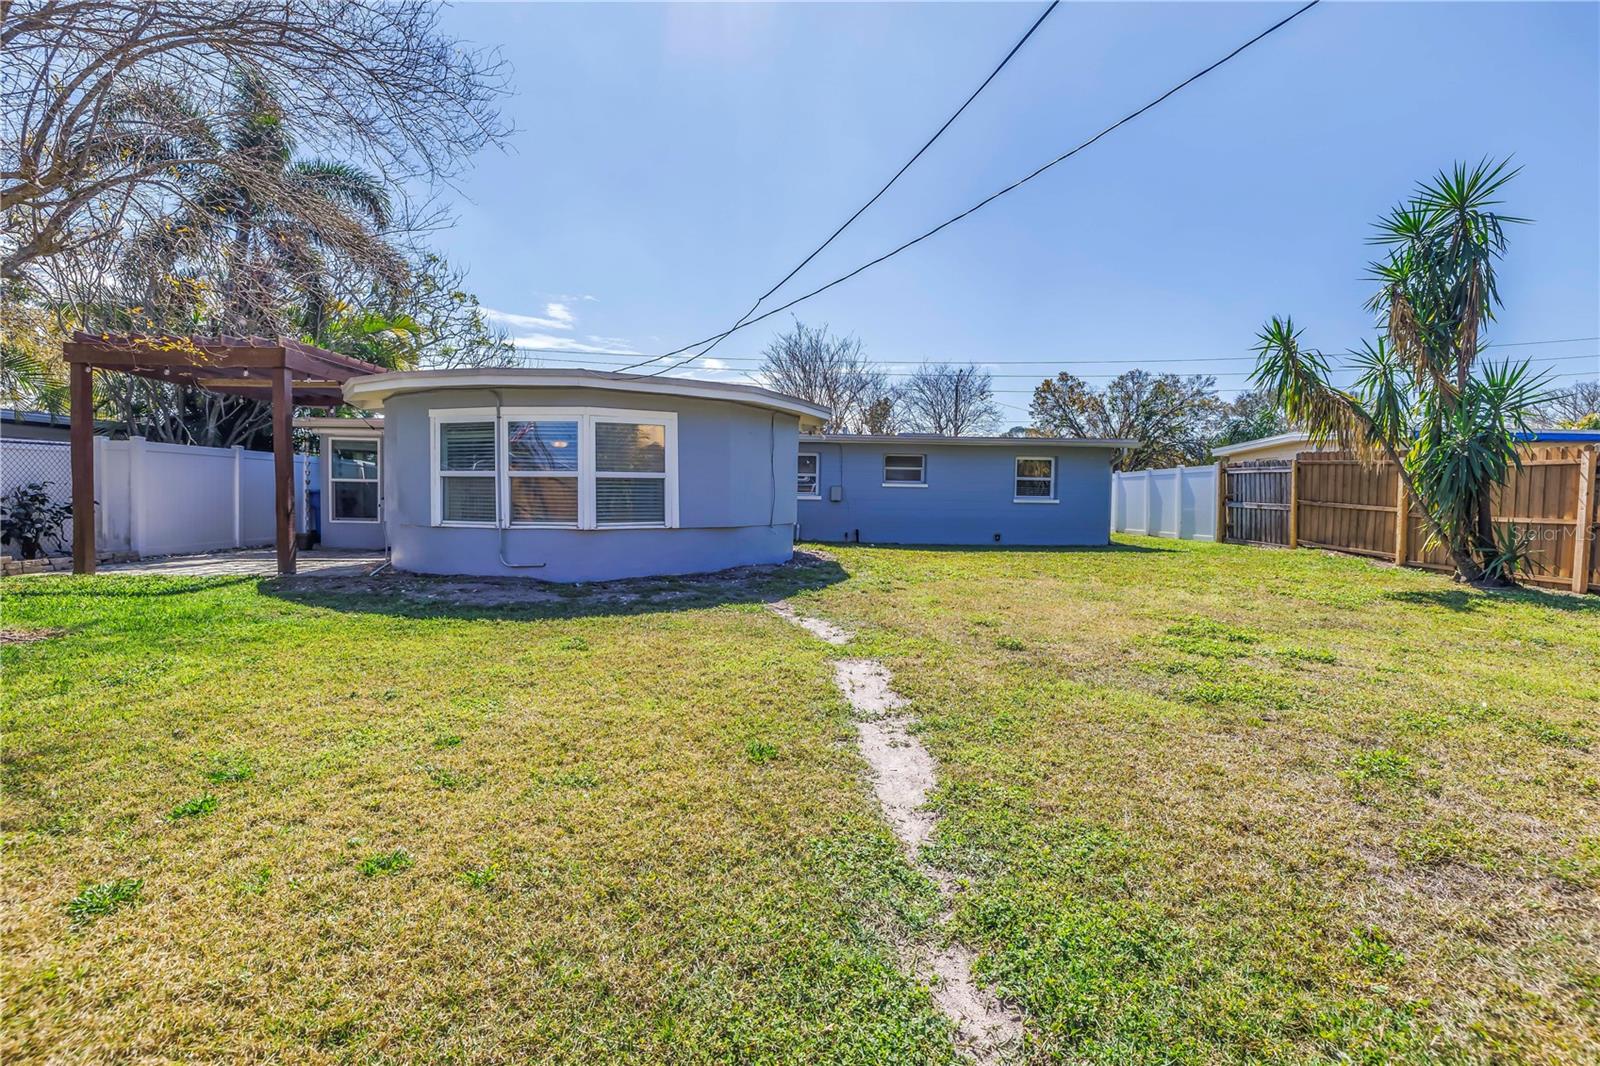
xmin=438 ymin=421 xmax=497 ymax=524
xmin=329 ymin=438 xmax=380 ymax=521
xmin=883 ymin=454 xmax=925 ymax=486
xmin=1015 ymin=456 xmax=1055 ymax=501
xmin=797 ymin=452 xmax=819 ymax=498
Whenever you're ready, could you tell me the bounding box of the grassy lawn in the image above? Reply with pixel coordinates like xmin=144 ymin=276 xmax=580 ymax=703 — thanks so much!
xmin=788 ymin=538 xmax=1600 ymax=1064
xmin=4 ymin=539 xmax=1597 ymax=1063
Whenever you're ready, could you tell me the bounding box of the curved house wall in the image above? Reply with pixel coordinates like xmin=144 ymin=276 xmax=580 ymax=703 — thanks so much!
xmin=796 ymin=441 xmax=1117 ymax=546
xmin=382 ymin=387 xmax=798 ymax=581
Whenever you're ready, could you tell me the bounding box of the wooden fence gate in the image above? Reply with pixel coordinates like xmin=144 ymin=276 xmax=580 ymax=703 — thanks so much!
xmin=1220 ymin=459 xmax=1292 ymax=546
xmin=1215 ymin=445 xmax=1598 ymax=593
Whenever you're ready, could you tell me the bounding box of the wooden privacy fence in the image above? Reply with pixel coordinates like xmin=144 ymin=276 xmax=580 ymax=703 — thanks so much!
xmin=1218 ymin=444 xmax=1599 ymax=593
xmin=1218 ymin=459 xmax=1293 ymax=547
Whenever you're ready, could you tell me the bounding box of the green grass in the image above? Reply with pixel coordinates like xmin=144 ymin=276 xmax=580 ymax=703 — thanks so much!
xmin=783 ymin=537 xmax=1599 ymax=1064
xmin=4 ymin=540 xmax=1597 ymax=1063
xmin=1 ymin=568 xmax=955 ymax=1064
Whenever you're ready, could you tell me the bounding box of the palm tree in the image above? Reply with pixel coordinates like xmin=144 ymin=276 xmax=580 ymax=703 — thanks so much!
xmin=1253 ymin=160 xmax=1548 ymax=586
xmin=123 ymin=70 xmax=404 ymax=342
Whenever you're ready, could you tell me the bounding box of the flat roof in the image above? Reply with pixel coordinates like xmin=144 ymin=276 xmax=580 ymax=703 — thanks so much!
xmin=801 ymin=433 xmax=1135 ymax=449
xmin=342 ymin=368 xmax=831 ymax=424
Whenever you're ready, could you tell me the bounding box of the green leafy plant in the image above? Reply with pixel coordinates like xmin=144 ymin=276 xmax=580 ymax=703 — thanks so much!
xmin=67 ymin=877 xmax=142 ymax=926
xmin=357 ymin=849 xmax=414 ymax=877
xmin=167 ymin=794 xmax=218 ymax=820
xmin=745 ymin=741 xmax=779 ymax=764
xmin=1 ymin=481 xmax=72 ymax=559
xmin=1253 ymin=159 xmax=1550 ymax=586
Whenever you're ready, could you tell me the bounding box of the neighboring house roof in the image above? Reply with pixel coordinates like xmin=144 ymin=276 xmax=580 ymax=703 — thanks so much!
xmin=342 ymin=368 xmax=832 ymax=425
xmin=1210 ymin=431 xmax=1313 ymax=458
xmin=802 ymin=433 xmax=1136 ymax=449
xmin=1212 ymin=428 xmax=1600 ymax=459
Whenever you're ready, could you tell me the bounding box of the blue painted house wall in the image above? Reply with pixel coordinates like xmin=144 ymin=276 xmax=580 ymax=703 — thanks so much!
xmin=379 ymin=386 xmax=801 ymax=581
xmin=796 ymin=439 xmax=1119 ymax=546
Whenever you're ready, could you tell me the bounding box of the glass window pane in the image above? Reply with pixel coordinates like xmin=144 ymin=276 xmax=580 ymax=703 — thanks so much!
xmin=508 ymin=420 xmax=578 ymax=472
xmin=798 ymin=475 xmax=818 ymax=495
xmin=595 ymin=422 xmax=666 ymax=472
xmin=884 ymin=456 xmax=924 ymax=482
xmin=331 ymin=440 xmax=378 ymax=481
xmin=442 ymin=476 xmax=496 ymax=523
xmin=1016 ymin=478 xmax=1052 ymax=498
xmin=332 ymin=481 xmax=378 ymax=519
xmin=798 ymin=454 xmax=817 ymax=475
xmin=1016 ymin=459 xmax=1053 ymax=479
xmin=440 ymin=422 xmax=496 ymax=472
xmin=510 ymin=476 xmax=578 ymax=524
xmin=596 ymin=477 xmax=665 ymax=524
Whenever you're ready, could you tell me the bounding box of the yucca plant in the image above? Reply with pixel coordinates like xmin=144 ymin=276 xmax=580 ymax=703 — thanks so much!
xmin=1253 ymin=159 xmax=1550 ymax=586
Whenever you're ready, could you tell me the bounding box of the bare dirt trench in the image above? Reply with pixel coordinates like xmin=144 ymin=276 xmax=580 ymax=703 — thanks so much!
xmin=766 ymin=601 xmax=1024 ymax=1064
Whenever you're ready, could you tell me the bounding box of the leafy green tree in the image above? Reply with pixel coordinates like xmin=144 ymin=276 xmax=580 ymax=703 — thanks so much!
xmin=1211 ymin=388 xmax=1287 ymax=451
xmin=1253 ymin=160 xmax=1548 ymax=585
xmin=1031 ymin=369 xmax=1220 ymax=470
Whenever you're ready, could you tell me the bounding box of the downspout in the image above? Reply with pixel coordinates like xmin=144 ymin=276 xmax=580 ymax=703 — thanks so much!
xmin=491 ymin=389 xmax=547 ymax=570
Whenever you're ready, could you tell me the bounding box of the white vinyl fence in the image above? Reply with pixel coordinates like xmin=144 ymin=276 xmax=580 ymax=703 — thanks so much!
xmin=1112 ymin=463 xmax=1217 ymax=541
xmin=1 ymin=436 xmax=315 ymax=559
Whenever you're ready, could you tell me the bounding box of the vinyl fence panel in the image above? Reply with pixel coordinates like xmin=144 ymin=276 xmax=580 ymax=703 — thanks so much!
xmin=1111 ymin=464 xmax=1216 ymax=541
xmin=1 ymin=434 xmax=315 ymax=560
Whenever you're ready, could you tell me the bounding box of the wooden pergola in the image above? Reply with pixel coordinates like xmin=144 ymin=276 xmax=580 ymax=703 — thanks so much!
xmin=63 ymin=333 xmax=387 ymax=576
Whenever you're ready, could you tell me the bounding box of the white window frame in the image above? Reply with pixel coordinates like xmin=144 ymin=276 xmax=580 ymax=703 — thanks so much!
xmin=429 ymin=406 xmax=678 ymax=530
xmin=1014 ymin=455 xmax=1058 ymax=504
xmin=431 ymin=408 xmax=499 ymax=527
xmin=503 ymin=410 xmax=583 ymax=529
xmin=797 ymin=451 xmax=820 ymax=499
xmin=882 ymin=453 xmax=927 ymax=488
xmin=326 ymin=436 xmax=382 ymax=523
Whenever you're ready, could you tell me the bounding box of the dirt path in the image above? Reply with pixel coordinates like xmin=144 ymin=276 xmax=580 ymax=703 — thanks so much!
xmin=766 ymin=602 xmax=1023 ymax=1064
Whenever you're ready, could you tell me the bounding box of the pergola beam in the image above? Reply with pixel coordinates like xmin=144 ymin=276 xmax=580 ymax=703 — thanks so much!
xmin=63 ymin=333 xmax=385 ymax=576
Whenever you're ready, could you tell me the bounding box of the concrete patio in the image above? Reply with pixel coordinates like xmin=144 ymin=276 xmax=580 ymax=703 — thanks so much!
xmin=95 ymin=549 xmax=386 ymax=578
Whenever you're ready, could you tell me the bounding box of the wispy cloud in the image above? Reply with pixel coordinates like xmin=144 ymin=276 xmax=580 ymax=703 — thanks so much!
xmin=483 ymin=303 xmax=576 ymax=332
xmin=510 ymin=334 xmax=639 ymax=355
xmin=483 ymin=302 xmax=639 ymax=356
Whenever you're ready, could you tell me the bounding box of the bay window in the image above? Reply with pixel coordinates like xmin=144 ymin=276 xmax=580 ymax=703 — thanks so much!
xmin=431 ymin=407 xmax=677 ymax=529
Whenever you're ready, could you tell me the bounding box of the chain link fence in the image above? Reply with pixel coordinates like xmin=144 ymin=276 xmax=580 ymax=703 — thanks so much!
xmin=1 ymin=438 xmax=76 ymax=558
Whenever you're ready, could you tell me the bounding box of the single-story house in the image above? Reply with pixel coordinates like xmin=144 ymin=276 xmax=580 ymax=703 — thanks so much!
xmin=797 ymin=434 xmax=1132 ymax=545
xmin=1210 ymin=431 xmax=1325 ymax=463
xmin=322 ymin=368 xmax=830 ymax=581
xmin=303 ymin=368 xmax=1134 ymax=580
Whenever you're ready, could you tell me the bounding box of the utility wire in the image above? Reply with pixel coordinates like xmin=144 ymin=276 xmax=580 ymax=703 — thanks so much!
xmin=517 ymin=335 xmax=1600 ymax=362
xmin=613 ymin=0 xmax=1060 ymax=375
xmin=623 ymin=0 xmax=1323 ymax=380
xmin=525 ymin=349 xmax=1600 ymax=370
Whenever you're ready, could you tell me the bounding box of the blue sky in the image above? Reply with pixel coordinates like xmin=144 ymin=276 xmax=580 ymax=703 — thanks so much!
xmin=428 ymin=2 xmax=1600 ymax=422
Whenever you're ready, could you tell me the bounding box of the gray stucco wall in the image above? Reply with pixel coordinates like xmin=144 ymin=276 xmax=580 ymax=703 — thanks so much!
xmin=379 ymin=387 xmax=799 ymax=581
xmin=796 ymin=441 xmax=1117 ymax=546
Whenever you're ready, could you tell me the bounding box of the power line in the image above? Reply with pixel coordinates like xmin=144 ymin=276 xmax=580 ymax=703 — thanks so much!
xmin=516 ymin=336 xmax=1599 ymax=362
xmin=614 ymin=1 xmax=1060 ymax=375
xmin=627 ymin=0 xmax=1324 ymax=380
xmin=523 ymin=349 xmax=1600 ymax=369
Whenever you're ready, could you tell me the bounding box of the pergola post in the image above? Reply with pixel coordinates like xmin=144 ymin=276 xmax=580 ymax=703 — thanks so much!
xmin=272 ymin=367 xmax=297 ymax=576
xmin=70 ymin=361 xmax=96 ymax=574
